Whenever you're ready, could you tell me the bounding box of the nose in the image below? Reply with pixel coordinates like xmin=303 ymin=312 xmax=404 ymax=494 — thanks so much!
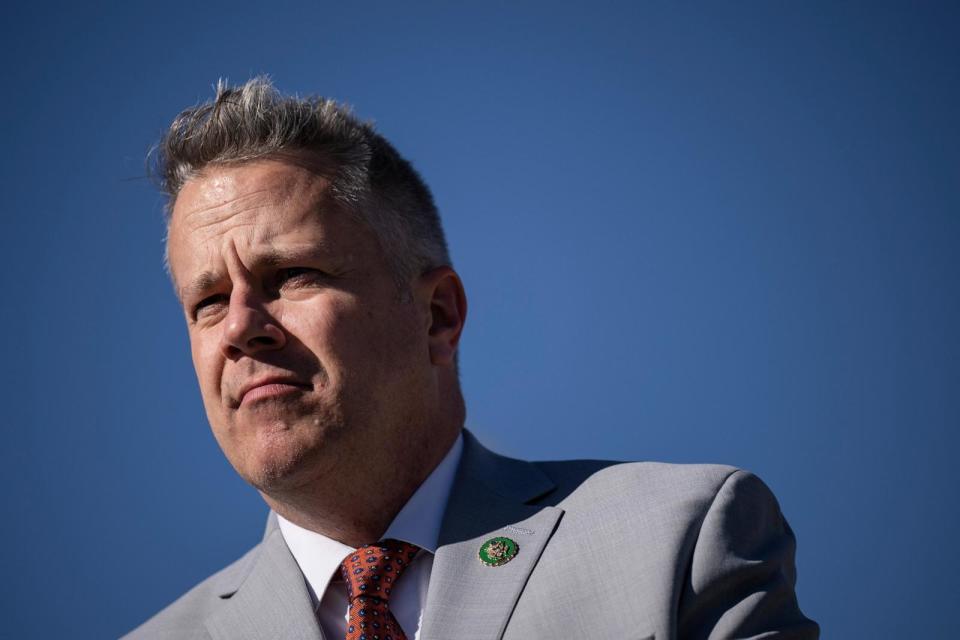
xmin=220 ymin=291 xmax=286 ymax=359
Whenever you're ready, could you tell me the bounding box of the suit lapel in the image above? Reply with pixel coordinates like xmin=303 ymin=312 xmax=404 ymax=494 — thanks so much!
xmin=203 ymin=432 xmax=557 ymax=640
xmin=420 ymin=431 xmax=562 ymax=640
xmin=205 ymin=514 xmax=325 ymax=640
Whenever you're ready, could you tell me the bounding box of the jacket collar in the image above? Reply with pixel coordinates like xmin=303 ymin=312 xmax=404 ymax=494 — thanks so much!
xmin=421 ymin=430 xmax=563 ymax=640
xmin=205 ymin=514 xmax=325 ymax=640
xmin=203 ymin=430 xmax=561 ymax=640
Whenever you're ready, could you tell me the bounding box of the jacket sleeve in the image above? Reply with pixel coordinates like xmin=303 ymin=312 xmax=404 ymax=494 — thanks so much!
xmin=677 ymin=470 xmax=820 ymax=639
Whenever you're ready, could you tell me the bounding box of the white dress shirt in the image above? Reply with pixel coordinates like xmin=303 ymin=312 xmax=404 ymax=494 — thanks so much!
xmin=277 ymin=433 xmax=464 ymax=640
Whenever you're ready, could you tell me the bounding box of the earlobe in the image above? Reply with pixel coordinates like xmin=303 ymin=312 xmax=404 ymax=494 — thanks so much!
xmin=422 ymin=267 xmax=467 ymax=366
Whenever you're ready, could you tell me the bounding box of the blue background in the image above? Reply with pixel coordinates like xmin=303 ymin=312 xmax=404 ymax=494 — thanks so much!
xmin=2 ymin=2 xmax=957 ymax=637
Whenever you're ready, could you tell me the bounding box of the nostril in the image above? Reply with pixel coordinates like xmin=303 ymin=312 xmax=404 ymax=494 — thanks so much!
xmin=249 ymin=335 xmax=278 ymax=347
xmin=223 ymin=344 xmax=243 ymax=360
xmin=221 ymin=313 xmax=285 ymax=357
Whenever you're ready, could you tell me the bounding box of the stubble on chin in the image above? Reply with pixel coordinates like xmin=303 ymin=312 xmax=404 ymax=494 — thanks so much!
xmin=221 ymin=399 xmax=347 ymax=495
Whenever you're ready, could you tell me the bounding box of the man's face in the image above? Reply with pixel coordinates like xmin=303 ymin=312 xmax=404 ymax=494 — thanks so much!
xmin=166 ymin=158 xmax=432 ymax=492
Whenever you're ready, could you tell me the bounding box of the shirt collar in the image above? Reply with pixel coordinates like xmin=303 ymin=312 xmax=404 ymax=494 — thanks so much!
xmin=382 ymin=432 xmax=463 ymax=553
xmin=276 ymin=432 xmax=464 ymax=597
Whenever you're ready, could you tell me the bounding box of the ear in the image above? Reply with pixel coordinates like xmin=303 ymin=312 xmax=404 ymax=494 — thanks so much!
xmin=416 ymin=266 xmax=467 ymax=366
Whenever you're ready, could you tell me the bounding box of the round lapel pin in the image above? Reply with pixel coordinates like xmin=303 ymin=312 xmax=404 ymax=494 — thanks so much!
xmin=478 ymin=536 xmax=519 ymax=567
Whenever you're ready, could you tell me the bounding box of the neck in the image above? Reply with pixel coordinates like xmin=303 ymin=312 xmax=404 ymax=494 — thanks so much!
xmin=260 ymin=422 xmax=461 ymax=548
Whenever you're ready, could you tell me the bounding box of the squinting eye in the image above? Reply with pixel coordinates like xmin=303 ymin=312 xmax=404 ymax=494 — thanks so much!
xmin=194 ymin=294 xmax=228 ymax=317
xmin=279 ymin=267 xmax=312 ymax=279
xmin=277 ymin=267 xmax=324 ymax=287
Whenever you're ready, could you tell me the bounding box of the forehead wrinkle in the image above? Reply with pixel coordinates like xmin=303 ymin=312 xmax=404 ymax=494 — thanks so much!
xmin=177 ymin=187 xmax=278 ymax=235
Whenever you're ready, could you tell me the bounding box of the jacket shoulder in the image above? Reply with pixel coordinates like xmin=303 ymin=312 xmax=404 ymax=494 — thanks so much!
xmin=518 ymin=458 xmax=819 ymax=637
xmin=533 ymin=457 xmax=741 ymax=509
xmin=122 ymin=542 xmax=263 ymax=639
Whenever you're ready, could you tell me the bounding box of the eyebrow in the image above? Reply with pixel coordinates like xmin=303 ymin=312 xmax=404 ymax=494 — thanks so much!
xmin=179 ymin=271 xmax=222 ymax=304
xmin=177 ymin=245 xmax=338 ymax=303
xmin=258 ymin=246 xmax=322 ymax=266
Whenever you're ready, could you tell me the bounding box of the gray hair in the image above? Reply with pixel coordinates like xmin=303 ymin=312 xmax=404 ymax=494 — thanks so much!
xmin=153 ymin=76 xmax=450 ymax=288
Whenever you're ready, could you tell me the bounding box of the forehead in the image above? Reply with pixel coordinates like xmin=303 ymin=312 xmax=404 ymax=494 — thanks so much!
xmin=170 ymin=158 xmax=331 ymax=240
xmin=166 ymin=159 xmax=367 ymax=287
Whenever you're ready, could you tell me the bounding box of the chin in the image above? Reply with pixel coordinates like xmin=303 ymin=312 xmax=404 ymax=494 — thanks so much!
xmin=239 ymin=450 xmax=316 ymax=492
xmin=233 ymin=423 xmax=332 ymax=492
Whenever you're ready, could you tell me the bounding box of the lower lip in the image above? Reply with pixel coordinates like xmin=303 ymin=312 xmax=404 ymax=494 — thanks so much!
xmin=240 ymin=383 xmax=307 ymax=406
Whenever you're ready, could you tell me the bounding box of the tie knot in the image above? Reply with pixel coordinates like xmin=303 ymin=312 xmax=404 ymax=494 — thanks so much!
xmin=339 ymin=539 xmax=420 ymax=603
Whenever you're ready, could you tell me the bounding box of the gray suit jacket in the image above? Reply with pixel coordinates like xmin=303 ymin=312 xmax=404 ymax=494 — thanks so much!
xmin=125 ymin=431 xmax=818 ymax=639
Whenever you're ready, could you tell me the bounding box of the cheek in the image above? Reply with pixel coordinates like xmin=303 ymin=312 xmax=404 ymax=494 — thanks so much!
xmin=281 ymin=289 xmax=356 ymax=332
xmin=190 ymin=333 xmax=224 ymax=402
xmin=281 ymin=296 xmax=398 ymax=373
xmin=277 ymin=300 xmax=338 ymax=349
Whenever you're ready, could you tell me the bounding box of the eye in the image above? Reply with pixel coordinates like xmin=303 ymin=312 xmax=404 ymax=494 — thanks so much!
xmin=276 ymin=267 xmax=325 ymax=288
xmin=193 ymin=293 xmax=228 ymax=318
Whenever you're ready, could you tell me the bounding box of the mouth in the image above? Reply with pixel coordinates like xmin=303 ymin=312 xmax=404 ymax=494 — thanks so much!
xmin=236 ymin=376 xmax=312 ymax=407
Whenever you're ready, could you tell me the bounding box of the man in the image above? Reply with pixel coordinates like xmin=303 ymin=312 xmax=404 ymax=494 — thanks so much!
xmin=126 ymin=77 xmax=818 ymax=639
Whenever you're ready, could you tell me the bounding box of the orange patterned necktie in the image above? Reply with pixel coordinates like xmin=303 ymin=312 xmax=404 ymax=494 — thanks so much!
xmin=339 ymin=539 xmax=420 ymax=640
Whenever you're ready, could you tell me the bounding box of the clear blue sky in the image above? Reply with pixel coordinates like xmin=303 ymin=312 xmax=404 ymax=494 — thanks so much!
xmin=2 ymin=2 xmax=957 ymax=637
